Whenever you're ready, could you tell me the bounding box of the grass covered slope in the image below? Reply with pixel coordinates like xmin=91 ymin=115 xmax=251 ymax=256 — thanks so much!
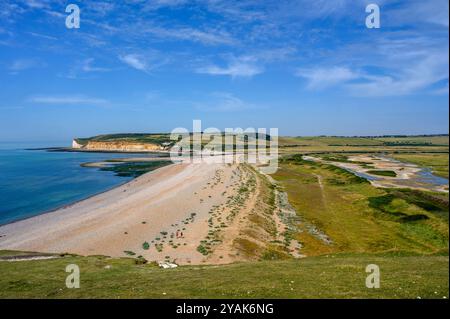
xmin=0 ymin=251 xmax=447 ymax=299
xmin=75 ymin=133 xmax=173 ymax=147
xmin=271 ymin=156 xmax=449 ymax=257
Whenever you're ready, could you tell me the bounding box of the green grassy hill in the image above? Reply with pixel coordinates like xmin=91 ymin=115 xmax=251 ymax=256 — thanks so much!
xmin=74 ymin=133 xmax=174 ymax=147
xmin=0 ymin=250 xmax=447 ymax=299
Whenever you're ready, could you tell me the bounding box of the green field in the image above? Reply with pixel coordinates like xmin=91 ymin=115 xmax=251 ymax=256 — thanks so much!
xmin=271 ymin=156 xmax=448 ymax=257
xmin=0 ymin=251 xmax=447 ymax=299
xmin=278 ymin=135 xmax=449 ymax=155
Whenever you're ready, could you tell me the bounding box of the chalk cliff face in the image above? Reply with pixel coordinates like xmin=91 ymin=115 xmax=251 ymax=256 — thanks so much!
xmin=72 ymin=140 xmax=83 ymax=149
xmin=72 ymin=139 xmax=163 ymax=151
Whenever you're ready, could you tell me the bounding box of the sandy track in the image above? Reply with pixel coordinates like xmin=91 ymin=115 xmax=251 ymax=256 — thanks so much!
xmin=0 ymin=162 xmax=241 ymax=265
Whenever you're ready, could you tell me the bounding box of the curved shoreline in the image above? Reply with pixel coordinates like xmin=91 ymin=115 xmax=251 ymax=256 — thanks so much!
xmin=0 ymin=160 xmax=243 ymax=265
xmin=0 ymin=155 xmax=175 ymax=227
xmin=0 ymin=162 xmax=183 ymax=249
xmin=0 ymin=177 xmax=133 ymax=228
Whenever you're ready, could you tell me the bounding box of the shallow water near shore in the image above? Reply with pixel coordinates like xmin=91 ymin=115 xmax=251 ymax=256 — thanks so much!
xmin=416 ymin=168 xmax=449 ymax=186
xmin=339 ymin=156 xmax=449 ymax=191
xmin=0 ymin=145 xmax=160 ymax=225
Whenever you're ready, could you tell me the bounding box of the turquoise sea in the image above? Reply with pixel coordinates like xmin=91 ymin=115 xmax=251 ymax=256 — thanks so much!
xmin=0 ymin=142 xmax=153 ymax=225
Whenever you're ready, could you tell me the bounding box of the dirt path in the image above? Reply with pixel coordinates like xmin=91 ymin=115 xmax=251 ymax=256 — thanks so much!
xmin=206 ymin=165 xmax=260 ymax=264
xmin=314 ymin=173 xmax=326 ymax=207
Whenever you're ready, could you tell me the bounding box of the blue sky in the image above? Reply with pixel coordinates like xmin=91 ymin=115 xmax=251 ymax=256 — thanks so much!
xmin=0 ymin=0 xmax=448 ymax=142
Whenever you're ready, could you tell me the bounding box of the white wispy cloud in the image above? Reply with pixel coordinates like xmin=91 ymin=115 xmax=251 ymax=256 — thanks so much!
xmin=193 ymin=92 xmax=258 ymax=112
xmin=296 ymin=54 xmax=449 ymax=96
xmin=23 ymin=0 xmax=51 ymax=9
xmin=118 ymin=54 xmax=151 ymax=72
xmin=296 ymin=67 xmax=359 ymax=89
xmin=28 ymin=95 xmax=109 ymax=106
xmin=197 ymin=56 xmax=263 ymax=78
xmin=85 ymin=1 xmax=116 ymax=17
xmin=118 ymin=51 xmax=170 ymax=73
xmin=43 ymin=9 xmax=65 ymax=18
xmin=386 ymin=0 xmax=449 ymax=27
xmin=64 ymin=58 xmax=111 ymax=79
xmin=27 ymin=32 xmax=58 ymax=41
xmin=142 ymin=0 xmax=188 ymax=10
xmin=140 ymin=26 xmax=236 ymax=46
xmin=81 ymin=58 xmax=110 ymax=73
xmin=347 ymin=53 xmax=449 ymax=96
xmin=203 ymin=0 xmax=266 ymax=22
xmin=9 ymin=58 xmax=45 ymax=73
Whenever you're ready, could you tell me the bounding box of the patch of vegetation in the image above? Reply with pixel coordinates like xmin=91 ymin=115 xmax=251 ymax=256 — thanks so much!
xmin=100 ymin=161 xmax=172 ymax=177
xmin=368 ymin=194 xmax=429 ymax=222
xmin=367 ymin=170 xmax=397 ymax=177
xmin=370 ymin=189 xmax=449 ymax=221
xmin=142 ymin=242 xmax=150 ymax=250
xmin=134 ymin=256 xmax=147 ymax=265
xmin=233 ymin=238 xmax=262 ymax=258
xmin=196 ymin=244 xmax=209 ymax=256
xmin=123 ymin=250 xmax=136 ymax=256
xmin=261 ymin=245 xmax=291 ymax=261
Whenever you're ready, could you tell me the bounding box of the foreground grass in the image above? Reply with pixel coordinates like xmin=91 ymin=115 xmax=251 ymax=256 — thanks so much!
xmin=0 ymin=251 xmax=447 ymax=299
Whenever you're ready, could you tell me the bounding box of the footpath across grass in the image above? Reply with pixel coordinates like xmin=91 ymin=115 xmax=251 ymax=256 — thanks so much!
xmin=0 ymin=250 xmax=448 ymax=299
